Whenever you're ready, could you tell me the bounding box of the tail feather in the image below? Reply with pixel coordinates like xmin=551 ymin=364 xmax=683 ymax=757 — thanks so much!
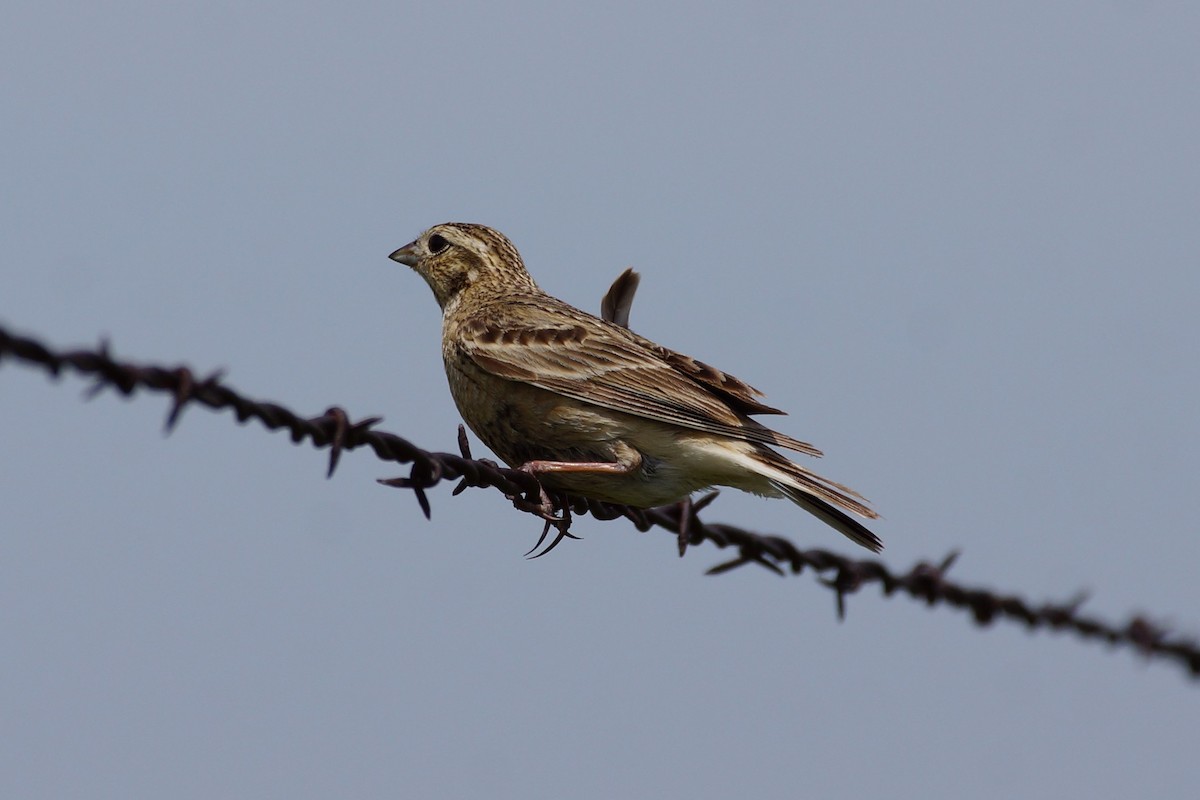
xmin=756 ymin=427 xmax=825 ymax=458
xmin=768 ymin=479 xmax=882 ymax=553
xmin=748 ymin=449 xmax=882 ymax=553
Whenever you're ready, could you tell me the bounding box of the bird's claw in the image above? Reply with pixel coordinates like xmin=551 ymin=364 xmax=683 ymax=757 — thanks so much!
xmin=502 ymin=474 xmax=580 ymax=558
xmin=524 ymin=501 xmax=580 ymax=559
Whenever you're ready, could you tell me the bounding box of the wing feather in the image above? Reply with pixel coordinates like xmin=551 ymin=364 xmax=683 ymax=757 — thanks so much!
xmin=457 ymin=298 xmax=822 ymax=457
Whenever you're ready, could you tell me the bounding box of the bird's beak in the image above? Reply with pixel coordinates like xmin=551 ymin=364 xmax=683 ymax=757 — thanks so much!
xmin=389 ymin=240 xmax=419 ymax=266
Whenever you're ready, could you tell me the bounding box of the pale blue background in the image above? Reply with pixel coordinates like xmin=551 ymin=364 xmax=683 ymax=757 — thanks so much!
xmin=3 ymin=2 xmax=1198 ymax=798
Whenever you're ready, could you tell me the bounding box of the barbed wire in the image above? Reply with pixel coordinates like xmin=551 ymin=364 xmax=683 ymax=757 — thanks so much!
xmin=2 ymin=322 xmax=1198 ymax=680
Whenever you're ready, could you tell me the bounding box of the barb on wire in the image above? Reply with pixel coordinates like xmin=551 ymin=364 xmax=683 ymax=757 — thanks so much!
xmin=2 ymin=322 xmax=1198 ymax=681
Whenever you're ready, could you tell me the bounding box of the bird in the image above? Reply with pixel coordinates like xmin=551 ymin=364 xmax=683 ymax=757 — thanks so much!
xmin=389 ymin=222 xmax=882 ymax=552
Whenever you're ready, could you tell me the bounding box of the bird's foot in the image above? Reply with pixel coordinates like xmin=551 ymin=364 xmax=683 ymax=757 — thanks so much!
xmin=523 ymin=500 xmax=580 ymax=559
xmin=505 ymin=464 xmax=562 ymax=521
xmin=501 ymin=466 xmax=581 ymax=558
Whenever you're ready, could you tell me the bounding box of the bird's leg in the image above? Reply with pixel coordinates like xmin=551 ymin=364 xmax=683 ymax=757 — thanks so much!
xmin=517 ymin=459 xmax=640 ymax=477
xmin=513 ymin=454 xmax=641 ymax=516
xmin=513 ymin=452 xmax=642 ymax=556
xmin=506 ymin=460 xmax=639 ymax=517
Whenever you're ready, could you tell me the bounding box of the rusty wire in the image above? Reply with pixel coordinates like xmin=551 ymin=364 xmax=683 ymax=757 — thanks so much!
xmin=2 ymin=322 xmax=1198 ymax=680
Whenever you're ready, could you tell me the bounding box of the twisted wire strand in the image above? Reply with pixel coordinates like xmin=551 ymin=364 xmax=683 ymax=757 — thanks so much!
xmin=2 ymin=323 xmax=1197 ymax=680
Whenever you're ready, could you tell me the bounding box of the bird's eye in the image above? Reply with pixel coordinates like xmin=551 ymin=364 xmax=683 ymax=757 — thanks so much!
xmin=427 ymin=234 xmax=450 ymax=254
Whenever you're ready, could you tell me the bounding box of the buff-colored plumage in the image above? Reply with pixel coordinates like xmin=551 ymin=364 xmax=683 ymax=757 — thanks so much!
xmin=390 ymin=222 xmax=882 ymax=551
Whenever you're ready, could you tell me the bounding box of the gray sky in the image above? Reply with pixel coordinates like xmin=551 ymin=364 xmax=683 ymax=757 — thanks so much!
xmin=3 ymin=2 xmax=1198 ymax=798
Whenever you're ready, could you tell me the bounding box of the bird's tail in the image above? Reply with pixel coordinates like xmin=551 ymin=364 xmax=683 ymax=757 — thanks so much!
xmin=745 ymin=448 xmax=883 ymax=552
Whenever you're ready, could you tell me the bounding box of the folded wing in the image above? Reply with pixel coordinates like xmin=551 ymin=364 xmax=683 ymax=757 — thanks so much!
xmin=458 ymin=298 xmax=823 ymax=457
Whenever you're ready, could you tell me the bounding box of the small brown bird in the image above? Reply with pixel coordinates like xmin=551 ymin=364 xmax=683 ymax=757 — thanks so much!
xmin=390 ymin=223 xmax=882 ymax=552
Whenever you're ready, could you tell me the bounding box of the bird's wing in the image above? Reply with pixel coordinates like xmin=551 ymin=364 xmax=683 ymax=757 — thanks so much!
xmin=457 ymin=299 xmax=822 ymax=456
xmin=639 ymin=339 xmax=789 ymax=416
xmin=598 ymin=269 xmax=785 ymax=416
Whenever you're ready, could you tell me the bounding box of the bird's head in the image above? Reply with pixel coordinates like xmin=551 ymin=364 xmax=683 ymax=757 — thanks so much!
xmin=389 ymin=222 xmax=538 ymax=310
